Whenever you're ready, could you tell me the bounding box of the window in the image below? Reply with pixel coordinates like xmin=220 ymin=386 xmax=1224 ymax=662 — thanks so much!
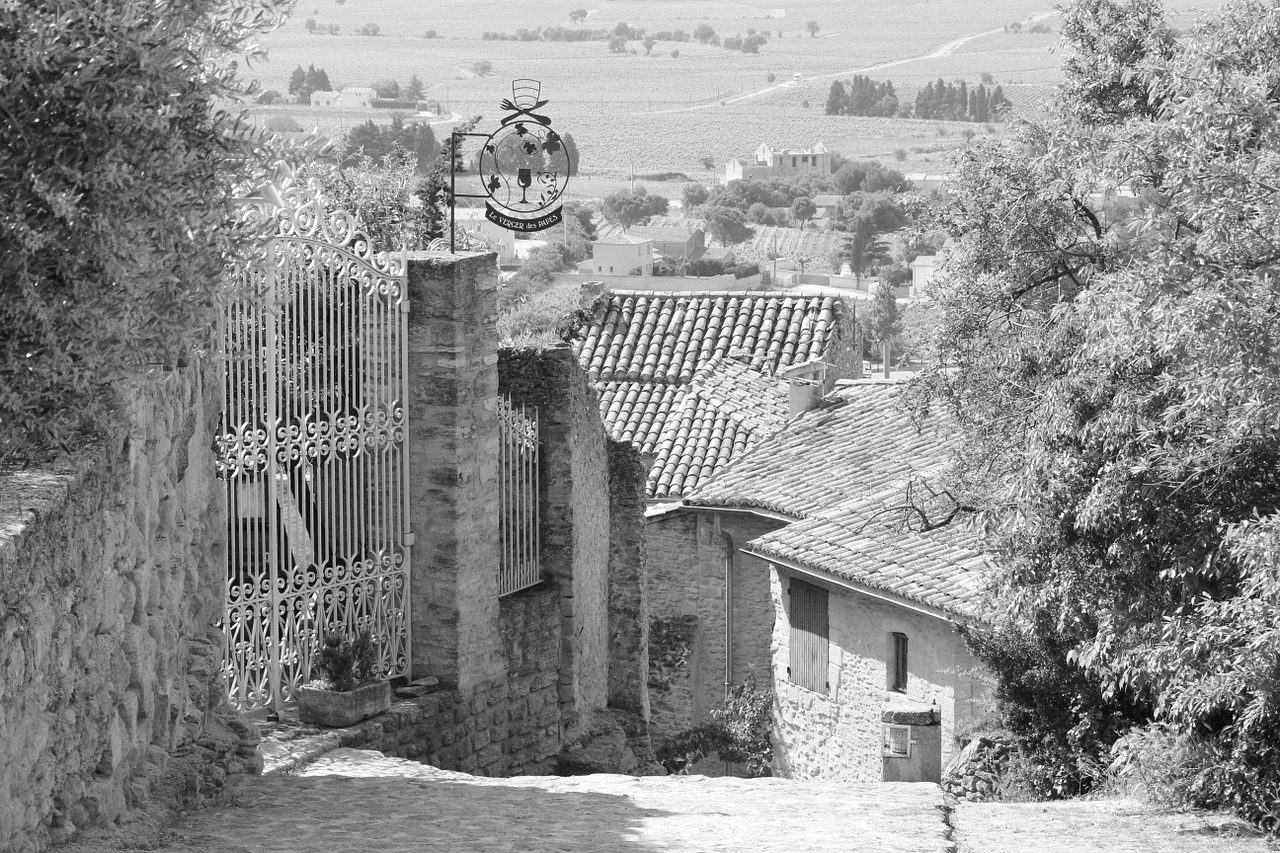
xmin=891 ymin=632 xmax=908 ymax=692
xmin=788 ymin=577 xmax=829 ymax=694
xmin=801 ymin=155 xmax=809 ymax=164
xmin=791 ymin=156 xmax=797 ymax=167
xmin=883 ymin=724 xmax=911 ymax=758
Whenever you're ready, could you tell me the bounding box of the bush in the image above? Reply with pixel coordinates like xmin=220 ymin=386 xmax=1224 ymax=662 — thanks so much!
xmin=656 ymin=672 xmax=773 ymax=776
xmin=312 ymin=631 xmax=378 ymax=691
xmin=0 ymin=0 xmax=287 ymax=464
xmin=959 ymin=622 xmax=1151 ymax=799
xmin=264 ymin=114 xmax=303 ymax=132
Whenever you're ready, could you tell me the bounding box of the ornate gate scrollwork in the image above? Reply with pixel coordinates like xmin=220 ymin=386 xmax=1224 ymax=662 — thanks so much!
xmin=217 ymin=178 xmax=412 ymax=713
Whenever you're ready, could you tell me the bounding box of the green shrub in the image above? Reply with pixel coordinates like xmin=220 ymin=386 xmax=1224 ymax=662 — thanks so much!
xmin=312 ymin=631 xmax=378 ymax=692
xmin=656 ymin=672 xmax=774 ymax=776
xmin=959 ymin=621 xmax=1150 ymax=799
xmin=1 ymin=0 xmax=289 ymax=464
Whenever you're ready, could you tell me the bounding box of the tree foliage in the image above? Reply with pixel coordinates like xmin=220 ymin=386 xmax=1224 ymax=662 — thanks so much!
xmin=915 ymin=0 xmax=1280 ymax=826
xmin=825 ymin=75 xmax=899 ymax=117
xmin=343 ymin=115 xmax=438 ymax=172
xmin=0 ymin=0 xmax=291 ymax=463
xmin=601 ymin=186 xmax=668 ymax=230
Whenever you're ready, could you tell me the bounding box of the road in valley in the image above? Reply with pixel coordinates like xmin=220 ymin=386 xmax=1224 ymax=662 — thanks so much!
xmin=653 ymin=9 xmax=1061 ymax=114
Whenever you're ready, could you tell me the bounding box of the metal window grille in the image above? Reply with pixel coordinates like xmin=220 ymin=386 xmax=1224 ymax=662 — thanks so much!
xmin=498 ymin=395 xmax=540 ymax=596
xmin=216 ymin=179 xmax=411 ymax=713
xmin=787 ymin=577 xmax=829 ymax=695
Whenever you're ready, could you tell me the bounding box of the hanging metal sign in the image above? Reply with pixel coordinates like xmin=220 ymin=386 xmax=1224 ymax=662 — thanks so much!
xmin=449 ymin=79 xmax=573 ymax=248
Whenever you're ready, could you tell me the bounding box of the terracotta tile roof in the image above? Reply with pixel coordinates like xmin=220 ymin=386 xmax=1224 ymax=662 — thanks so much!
xmin=572 ymin=290 xmax=851 ymax=498
xmin=685 ymin=384 xmax=945 ymax=518
xmin=596 ymin=381 xmax=686 ymax=455
xmin=647 ymin=359 xmax=792 ymax=499
xmin=682 ymin=382 xmax=990 ymax=617
xmin=574 ymin=291 xmax=843 ymax=385
xmin=745 ymin=493 xmax=989 ymax=618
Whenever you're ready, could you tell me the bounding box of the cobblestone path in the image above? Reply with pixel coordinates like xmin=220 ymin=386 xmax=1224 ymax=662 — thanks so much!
xmin=148 ymin=749 xmax=955 ymax=853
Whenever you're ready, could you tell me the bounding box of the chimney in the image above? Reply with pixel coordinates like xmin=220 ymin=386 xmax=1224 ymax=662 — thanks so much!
xmin=789 ymin=379 xmax=821 ymax=416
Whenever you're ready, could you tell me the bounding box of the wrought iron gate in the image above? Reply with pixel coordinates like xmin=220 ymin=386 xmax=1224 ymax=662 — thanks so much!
xmin=216 ymin=183 xmax=412 ymax=712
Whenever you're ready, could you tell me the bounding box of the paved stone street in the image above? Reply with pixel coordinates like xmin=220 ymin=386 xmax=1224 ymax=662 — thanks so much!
xmin=139 ymin=749 xmax=954 ymax=853
xmin=57 ymin=748 xmax=1278 ymax=853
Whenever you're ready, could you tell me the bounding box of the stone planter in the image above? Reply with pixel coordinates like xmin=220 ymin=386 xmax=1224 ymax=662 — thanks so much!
xmin=298 ymin=680 xmax=391 ymax=728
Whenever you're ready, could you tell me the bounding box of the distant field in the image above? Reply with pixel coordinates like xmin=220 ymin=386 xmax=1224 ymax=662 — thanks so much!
xmin=248 ymin=0 xmax=1222 ymax=196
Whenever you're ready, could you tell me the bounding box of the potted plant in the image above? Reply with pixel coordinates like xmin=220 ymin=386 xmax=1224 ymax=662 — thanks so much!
xmin=298 ymin=631 xmax=391 ymax=727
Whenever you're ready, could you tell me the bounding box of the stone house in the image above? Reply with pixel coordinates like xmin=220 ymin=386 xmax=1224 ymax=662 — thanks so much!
xmin=625 ymin=224 xmax=706 ymax=260
xmin=589 ymin=234 xmax=654 ymax=276
xmin=646 ymin=380 xmax=987 ymax=781
xmin=725 ymin=142 xmax=832 ymax=183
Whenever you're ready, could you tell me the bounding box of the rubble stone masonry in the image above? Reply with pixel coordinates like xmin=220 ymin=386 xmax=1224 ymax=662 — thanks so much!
xmin=0 ymin=364 xmax=257 ymax=853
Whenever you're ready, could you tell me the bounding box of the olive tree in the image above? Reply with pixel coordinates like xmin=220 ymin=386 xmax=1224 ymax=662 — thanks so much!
xmin=1 ymin=0 xmax=294 ymax=463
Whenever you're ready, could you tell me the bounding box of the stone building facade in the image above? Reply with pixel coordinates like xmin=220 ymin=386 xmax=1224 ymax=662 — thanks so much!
xmin=0 ymin=250 xmax=655 ymax=851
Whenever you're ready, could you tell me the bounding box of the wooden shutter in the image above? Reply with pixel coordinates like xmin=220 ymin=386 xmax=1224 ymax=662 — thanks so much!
xmin=892 ymin=632 xmax=909 ymax=692
xmin=789 ymin=577 xmax=829 ymax=695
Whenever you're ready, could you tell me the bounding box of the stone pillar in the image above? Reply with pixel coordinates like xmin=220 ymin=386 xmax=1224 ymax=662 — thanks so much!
xmin=405 ymin=251 xmax=503 ymax=690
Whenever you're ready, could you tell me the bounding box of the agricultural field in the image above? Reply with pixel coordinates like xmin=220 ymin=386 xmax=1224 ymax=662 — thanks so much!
xmin=246 ymin=0 xmax=1221 ymax=196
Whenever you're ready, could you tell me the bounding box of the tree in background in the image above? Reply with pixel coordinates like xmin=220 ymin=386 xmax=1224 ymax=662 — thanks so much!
xmin=371 ymin=78 xmax=400 ymax=99
xmin=835 ymin=192 xmax=907 ymax=284
xmin=601 ymin=186 xmax=668 ymax=230
xmin=405 ymin=74 xmax=425 ymax=100
xmin=693 ymin=23 xmax=716 ymax=43
xmin=643 ymin=36 xmax=656 ymax=54
xmin=569 ymin=8 xmax=587 ymax=23
xmin=560 ymin=132 xmax=581 ymax=176
xmin=344 ymin=116 xmax=437 ymax=172
xmin=1 ymin=0 xmax=291 ymax=462
xmin=825 ymin=80 xmax=848 ymax=116
xmin=806 ymin=20 xmax=820 ymax=36
xmin=913 ymin=0 xmax=1280 ymax=823
xmin=701 ymin=206 xmax=753 ymax=245
xmin=682 ymin=183 xmax=709 ymax=210
xmin=790 ymin=196 xmax=816 ymax=229
xmin=863 ymin=280 xmax=903 ymax=362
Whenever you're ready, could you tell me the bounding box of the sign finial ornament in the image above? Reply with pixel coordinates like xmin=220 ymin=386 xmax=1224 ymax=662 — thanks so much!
xmin=476 ymin=79 xmax=572 ymax=232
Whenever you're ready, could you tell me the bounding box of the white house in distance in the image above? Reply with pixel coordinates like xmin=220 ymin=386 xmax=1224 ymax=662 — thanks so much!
xmin=909 ymin=254 xmax=938 ymax=298
xmin=310 ymin=86 xmax=377 ymax=109
xmin=454 ymin=208 xmax=518 ymax=266
xmin=589 ymin=233 xmax=654 ymax=276
xmin=726 ymin=142 xmax=832 ymax=182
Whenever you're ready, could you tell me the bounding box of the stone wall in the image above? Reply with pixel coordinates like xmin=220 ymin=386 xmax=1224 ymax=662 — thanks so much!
xmin=0 ymin=364 xmax=257 ymax=853
xmin=327 ymin=584 xmax=566 ymax=776
xmin=644 ymin=510 xmax=783 ymax=756
xmin=770 ymin=565 xmax=980 ymax=782
xmin=497 ymin=343 xmax=651 ymax=758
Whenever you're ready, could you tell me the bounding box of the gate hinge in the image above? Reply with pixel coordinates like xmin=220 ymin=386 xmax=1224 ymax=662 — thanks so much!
xmin=402 ymin=532 xmax=415 ymax=547
xmin=399 ymin=300 xmax=411 ymax=314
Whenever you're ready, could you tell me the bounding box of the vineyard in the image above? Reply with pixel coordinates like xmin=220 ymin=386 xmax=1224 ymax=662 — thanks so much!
xmin=245 ymin=0 xmax=1209 ymax=193
xmin=734 ymin=226 xmax=848 ymax=275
